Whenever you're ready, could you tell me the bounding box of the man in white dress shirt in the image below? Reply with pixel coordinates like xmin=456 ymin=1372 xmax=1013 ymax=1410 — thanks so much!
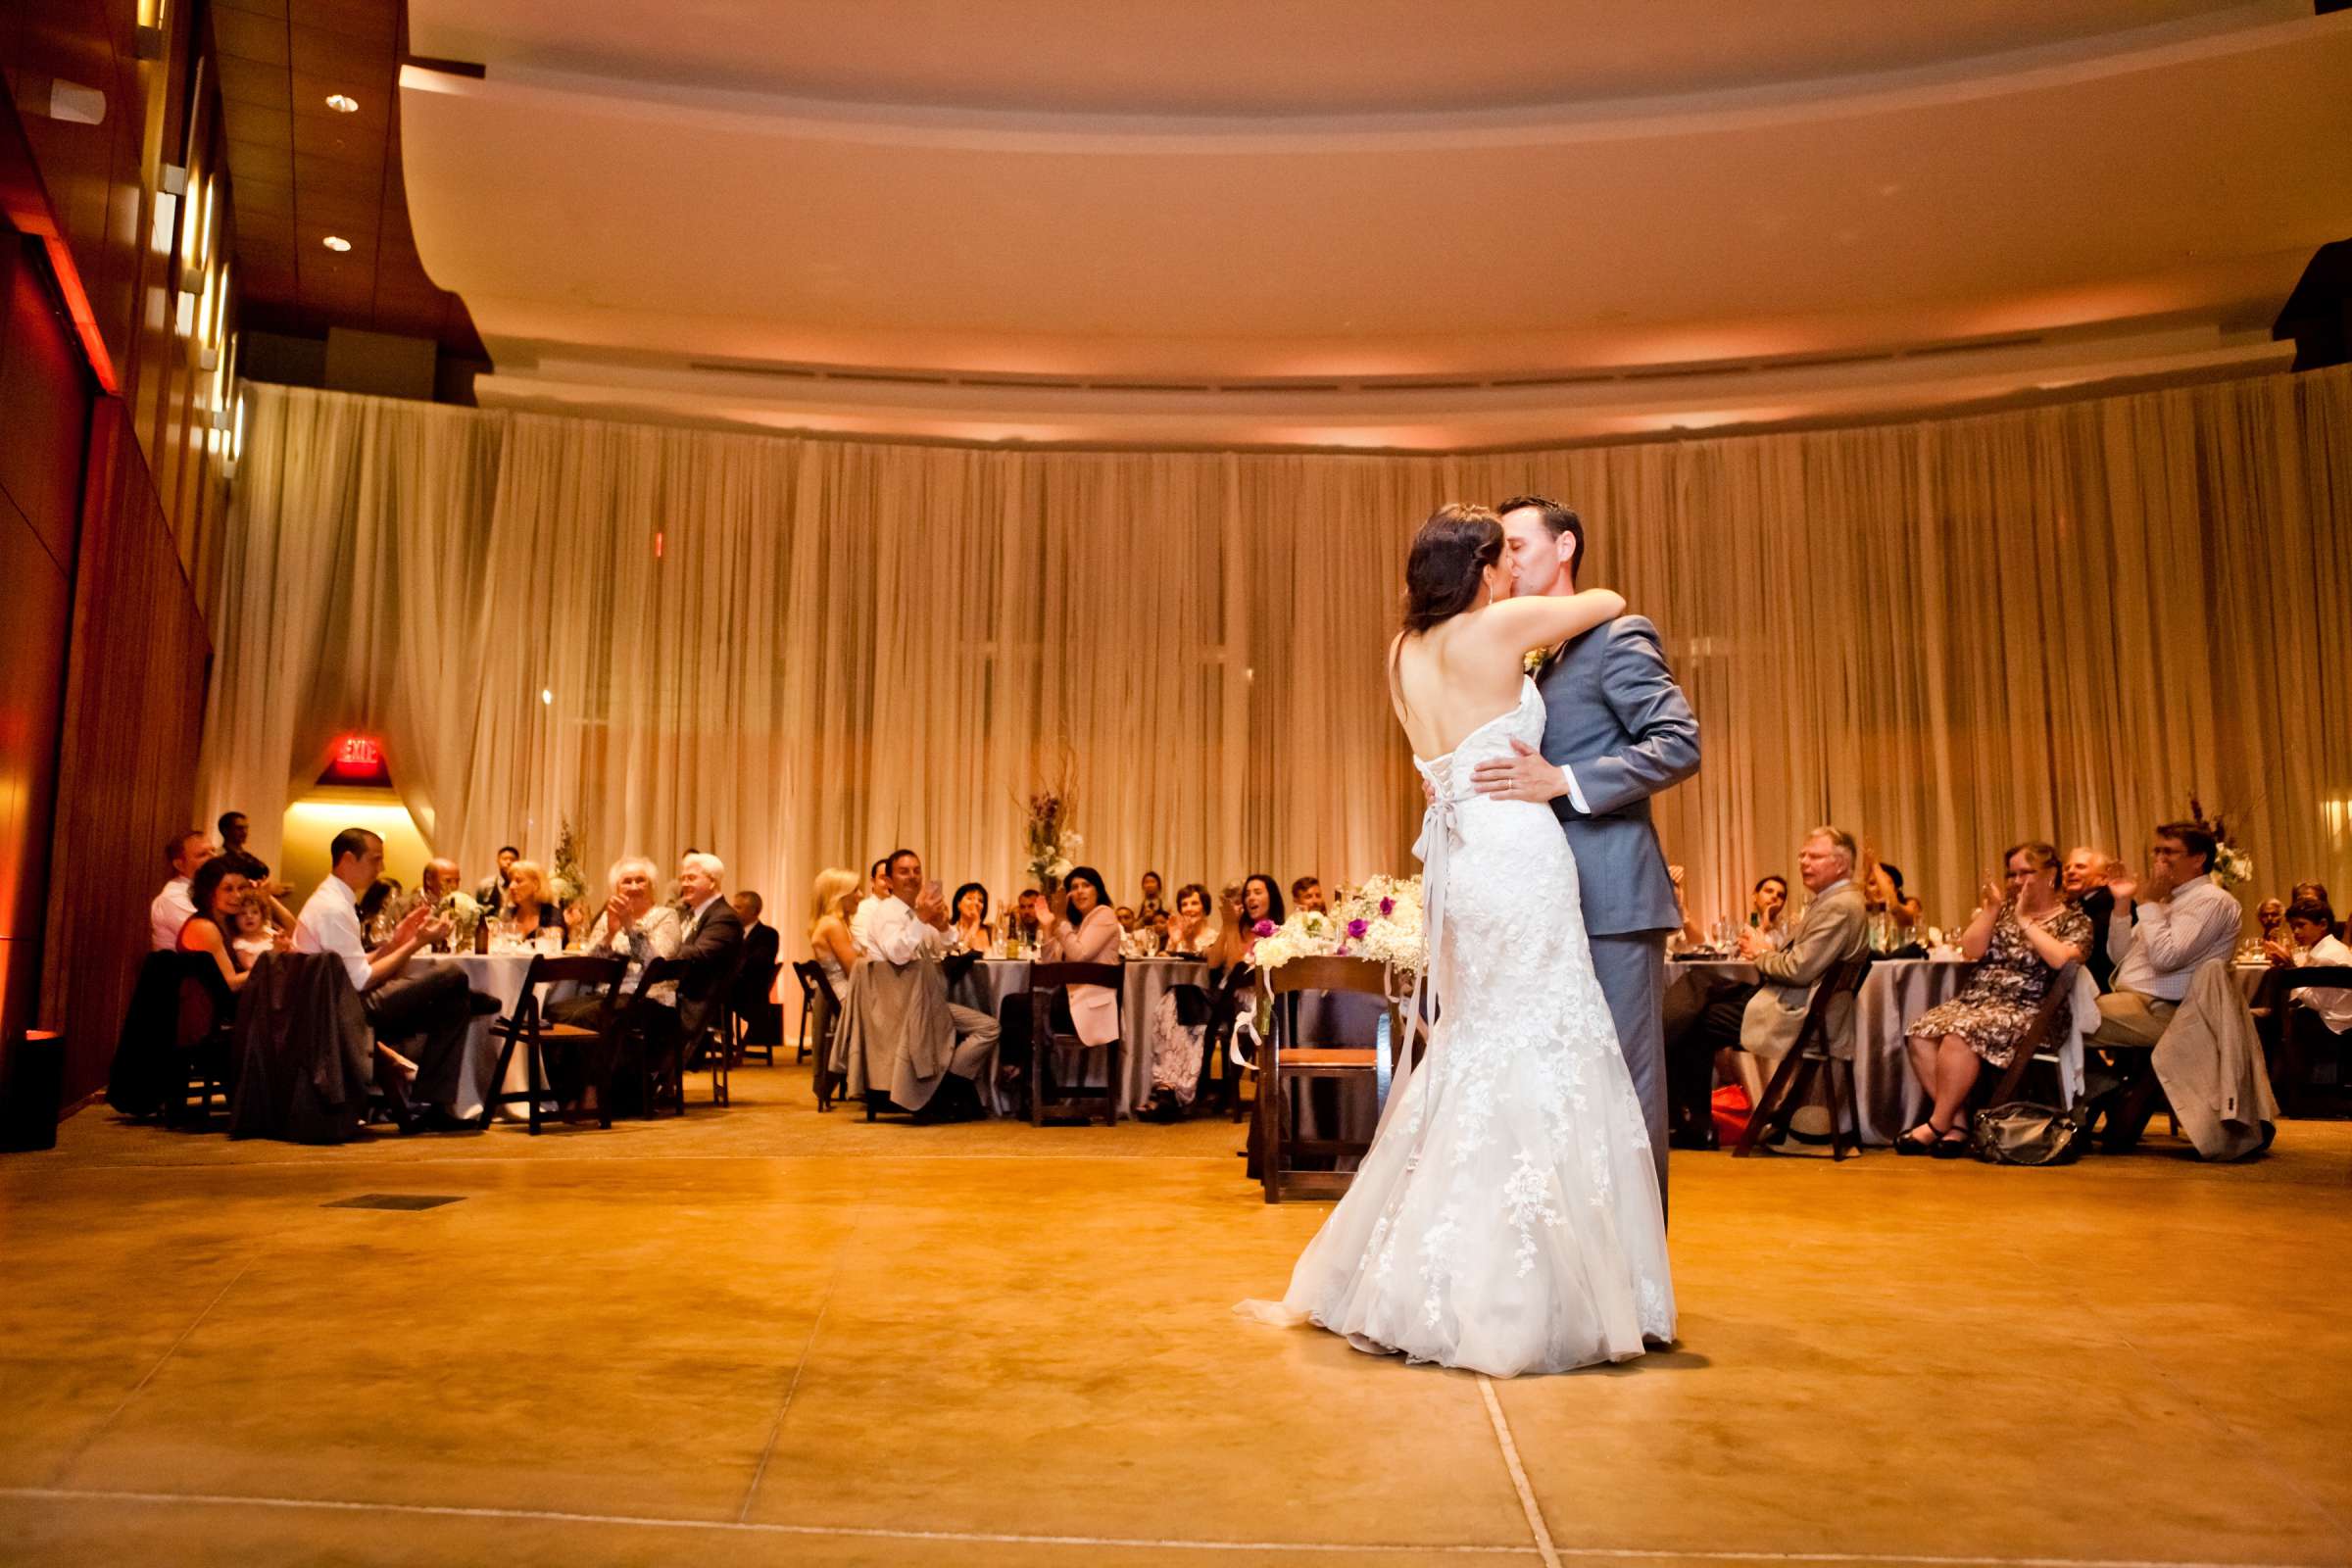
xmin=861 ymin=848 xmax=999 ymax=1120
xmin=150 ymin=829 xmax=215 ymax=951
xmin=295 ymin=826 xmax=487 ymax=1130
xmin=847 ymin=856 xmax=890 ymax=957
xmin=2089 ymin=821 xmax=2246 ymax=1048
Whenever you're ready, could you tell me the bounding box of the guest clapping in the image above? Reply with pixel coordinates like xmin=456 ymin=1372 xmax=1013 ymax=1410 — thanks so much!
xmin=1164 ymin=883 xmax=1214 ymax=956
xmin=571 ymin=858 xmax=682 ymax=989
xmin=2062 ymin=847 xmax=2122 ymax=990
xmin=950 ymin=883 xmax=992 ymax=954
xmin=1862 ymin=858 xmax=1923 ymax=947
xmin=2087 ymin=822 xmax=2243 ymax=1049
xmin=808 ymin=868 xmax=864 ymax=1003
xmin=1898 ymin=843 xmax=2090 ymax=1155
xmin=1039 ymin=865 xmax=1122 ymax=1044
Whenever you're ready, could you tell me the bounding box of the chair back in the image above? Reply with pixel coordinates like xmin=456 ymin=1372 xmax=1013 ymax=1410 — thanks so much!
xmin=2276 ymin=964 xmax=2352 ymax=998
xmin=626 ymin=956 xmax=684 ymax=1010
xmin=792 ymin=959 xmax=824 ymax=1006
xmin=1790 ymin=955 xmax=1873 ymax=1058
xmin=172 ymin=952 xmax=233 ymax=1050
xmin=1027 ymin=961 xmax=1122 ymax=993
xmin=1268 ymin=956 xmax=1394 ymax=999
xmin=520 ymin=952 xmax=628 ymax=1025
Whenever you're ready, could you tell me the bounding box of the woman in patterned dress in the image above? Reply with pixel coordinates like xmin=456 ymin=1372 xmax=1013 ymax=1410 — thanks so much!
xmin=1901 ymin=841 xmax=2090 ymax=1155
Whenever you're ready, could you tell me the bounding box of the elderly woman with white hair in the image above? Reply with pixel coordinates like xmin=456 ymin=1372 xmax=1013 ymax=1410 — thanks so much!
xmin=559 ymin=857 xmax=683 ymax=1008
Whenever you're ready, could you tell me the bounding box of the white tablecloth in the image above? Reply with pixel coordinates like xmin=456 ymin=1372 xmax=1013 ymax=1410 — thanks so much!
xmin=414 ymin=953 xmax=548 ymax=1122
xmin=955 ymin=957 xmax=1210 ymax=1115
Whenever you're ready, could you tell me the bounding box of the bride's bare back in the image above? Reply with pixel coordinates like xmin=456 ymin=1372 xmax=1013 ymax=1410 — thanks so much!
xmin=1390 ymin=590 xmax=1624 ymax=759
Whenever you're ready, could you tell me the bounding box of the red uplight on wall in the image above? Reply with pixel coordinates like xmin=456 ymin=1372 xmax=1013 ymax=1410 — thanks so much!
xmin=320 ymin=733 xmax=391 ymax=786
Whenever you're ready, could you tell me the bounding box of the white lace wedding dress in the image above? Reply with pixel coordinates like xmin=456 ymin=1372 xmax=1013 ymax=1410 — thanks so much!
xmin=1248 ymin=678 xmax=1674 ymax=1376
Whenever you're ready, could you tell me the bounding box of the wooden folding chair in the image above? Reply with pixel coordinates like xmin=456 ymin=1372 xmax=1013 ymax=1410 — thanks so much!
xmin=169 ymin=955 xmax=235 ymax=1128
xmin=791 ymin=960 xmax=827 ymax=1066
xmin=1024 ymin=961 xmax=1124 ymax=1126
xmin=1978 ymin=961 xmax=2082 ymax=1109
xmin=481 ymin=954 xmax=627 ymax=1134
xmin=1738 ymin=956 xmax=1873 ymax=1160
xmin=733 ymin=958 xmax=783 ymax=1066
xmin=1257 ymin=957 xmax=1410 ymax=1202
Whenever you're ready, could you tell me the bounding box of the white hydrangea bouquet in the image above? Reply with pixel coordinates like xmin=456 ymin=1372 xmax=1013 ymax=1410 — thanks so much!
xmin=1250 ymin=873 xmax=1427 ymax=980
xmin=1023 ymin=786 xmax=1080 ymax=885
xmin=2187 ymin=795 xmax=2254 ymax=889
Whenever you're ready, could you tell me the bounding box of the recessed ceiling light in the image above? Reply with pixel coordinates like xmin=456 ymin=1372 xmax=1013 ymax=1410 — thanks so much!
xmin=325 ymin=93 xmax=359 ymax=113
xmin=321 ymin=234 xmax=351 ymax=252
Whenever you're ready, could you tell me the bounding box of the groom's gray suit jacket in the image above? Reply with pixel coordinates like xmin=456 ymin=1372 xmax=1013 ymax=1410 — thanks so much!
xmin=1535 ymin=616 xmax=1699 ymax=936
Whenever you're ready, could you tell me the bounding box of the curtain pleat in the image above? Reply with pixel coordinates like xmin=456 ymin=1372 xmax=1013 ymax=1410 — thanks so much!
xmin=200 ymin=368 xmax=2352 ymax=936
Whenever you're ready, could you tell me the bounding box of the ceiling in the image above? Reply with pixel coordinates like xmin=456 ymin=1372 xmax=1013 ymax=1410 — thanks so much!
xmin=212 ymin=0 xmax=481 ymax=355
xmin=398 ymin=1 xmax=2352 ymax=448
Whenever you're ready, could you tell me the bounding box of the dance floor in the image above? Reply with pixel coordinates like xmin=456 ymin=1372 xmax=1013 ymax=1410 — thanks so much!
xmin=3 ymin=1067 xmax=2348 ymax=1568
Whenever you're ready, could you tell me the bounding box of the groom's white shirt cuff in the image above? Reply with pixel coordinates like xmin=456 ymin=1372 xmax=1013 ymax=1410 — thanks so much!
xmin=1558 ymin=762 xmax=1591 ymax=814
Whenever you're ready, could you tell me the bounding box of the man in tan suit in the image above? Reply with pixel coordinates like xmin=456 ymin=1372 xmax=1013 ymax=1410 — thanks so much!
xmin=1739 ymin=826 xmax=1871 ymax=1066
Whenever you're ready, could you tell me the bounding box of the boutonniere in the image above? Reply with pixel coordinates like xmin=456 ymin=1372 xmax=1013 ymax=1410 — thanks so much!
xmin=1523 ymin=645 xmax=1552 ymax=676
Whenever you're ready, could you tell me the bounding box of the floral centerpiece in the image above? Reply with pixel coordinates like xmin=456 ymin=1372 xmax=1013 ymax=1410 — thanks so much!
xmin=1249 ymin=873 xmax=1428 ymax=981
xmin=2187 ymin=795 xmax=2253 ymax=888
xmin=437 ymin=890 xmax=484 ymax=948
xmin=1022 ymin=787 xmax=1081 ymax=887
xmin=550 ymin=816 xmax=587 ymax=908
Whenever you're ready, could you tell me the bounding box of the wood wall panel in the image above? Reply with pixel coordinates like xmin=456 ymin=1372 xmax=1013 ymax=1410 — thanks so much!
xmin=0 ymin=231 xmax=84 ymax=1056
xmin=42 ymin=397 xmax=211 ymax=1104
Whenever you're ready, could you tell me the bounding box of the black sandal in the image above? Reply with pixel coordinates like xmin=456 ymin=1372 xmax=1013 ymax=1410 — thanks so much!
xmin=1930 ymin=1125 xmax=1971 ymax=1159
xmin=1895 ymin=1123 xmax=1937 ymax=1156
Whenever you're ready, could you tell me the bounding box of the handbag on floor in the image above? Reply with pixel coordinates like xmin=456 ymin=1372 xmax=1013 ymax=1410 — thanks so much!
xmin=1971 ymin=1101 xmax=2086 ymax=1166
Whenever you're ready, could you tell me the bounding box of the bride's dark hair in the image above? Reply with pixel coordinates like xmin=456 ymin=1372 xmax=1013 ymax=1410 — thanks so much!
xmin=1401 ymin=504 xmax=1505 ymax=634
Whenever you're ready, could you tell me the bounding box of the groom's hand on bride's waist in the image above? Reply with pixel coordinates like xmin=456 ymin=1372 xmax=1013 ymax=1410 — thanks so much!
xmin=1469 ymin=739 xmax=1571 ymax=804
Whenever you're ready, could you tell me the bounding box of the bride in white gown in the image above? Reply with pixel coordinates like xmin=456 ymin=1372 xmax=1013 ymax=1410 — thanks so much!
xmin=1245 ymin=504 xmax=1674 ymax=1377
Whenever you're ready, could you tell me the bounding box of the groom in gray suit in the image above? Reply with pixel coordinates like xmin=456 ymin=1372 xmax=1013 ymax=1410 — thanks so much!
xmin=1468 ymin=497 xmax=1699 ymax=1207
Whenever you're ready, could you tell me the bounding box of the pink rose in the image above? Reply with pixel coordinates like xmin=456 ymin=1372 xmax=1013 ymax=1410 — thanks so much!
xmin=1252 ymin=919 xmax=1276 ymax=938
xmin=1347 ymin=918 xmax=1369 ymax=939
xmin=1378 ymin=897 xmax=1396 ymax=916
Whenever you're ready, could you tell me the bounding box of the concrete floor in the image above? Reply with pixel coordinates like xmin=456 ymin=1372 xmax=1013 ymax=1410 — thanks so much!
xmin=2 ymin=1064 xmax=2348 ymax=1568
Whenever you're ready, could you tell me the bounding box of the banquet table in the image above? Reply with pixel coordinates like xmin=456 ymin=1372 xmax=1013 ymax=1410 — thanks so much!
xmin=415 ymin=951 xmax=562 ymax=1122
xmin=954 ymin=956 xmax=1207 ymax=1115
xmin=1665 ymin=956 xmax=1977 ymax=1145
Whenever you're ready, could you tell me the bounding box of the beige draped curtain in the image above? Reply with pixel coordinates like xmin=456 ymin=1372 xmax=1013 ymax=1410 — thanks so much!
xmin=200 ymin=368 xmax=2352 ymax=937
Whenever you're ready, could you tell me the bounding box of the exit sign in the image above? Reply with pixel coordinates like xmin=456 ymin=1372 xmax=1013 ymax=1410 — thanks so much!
xmin=321 ymin=733 xmax=390 ymax=785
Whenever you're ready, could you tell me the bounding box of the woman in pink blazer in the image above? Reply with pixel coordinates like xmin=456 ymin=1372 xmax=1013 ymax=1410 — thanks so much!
xmin=1041 ymin=865 xmax=1123 ymax=1046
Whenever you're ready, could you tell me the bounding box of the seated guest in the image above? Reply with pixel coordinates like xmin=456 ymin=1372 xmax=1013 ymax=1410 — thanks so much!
xmin=673 ymin=853 xmax=747 ymax=1052
xmin=1291 ymin=876 xmax=1327 ymax=915
xmin=1114 ymin=903 xmax=1140 ymax=933
xmin=1040 ymin=864 xmax=1122 ymax=1025
xmin=382 ymin=858 xmax=463 ymax=947
xmin=2088 ymin=821 xmax=2244 ymax=1048
xmin=357 ymin=876 xmax=403 ymax=947
xmin=151 ymin=829 xmax=214 ymax=950
xmin=229 ymin=891 xmax=284 ymax=966
xmin=567 ymin=857 xmax=682 ymax=993
xmin=850 ymin=857 xmax=891 ymax=954
xmin=1899 ymin=842 xmax=2090 ymax=1155
xmin=2063 ymin=847 xmax=2122 ymax=990
xmin=1739 ymin=828 xmax=1872 ymax=1064
xmin=2288 ymin=882 xmax=2340 ymax=940
xmin=1664 ymin=829 xmax=1867 ymax=1146
xmin=731 ymin=888 xmax=780 ymax=988
xmin=296 ymin=828 xmax=487 ymax=1131
xmin=2255 ymin=898 xmax=2287 ymax=948
xmin=1013 ymin=887 xmax=1046 ymax=942
xmin=2266 ymin=897 xmax=2351 ymax=1035
xmin=949 ymin=883 xmax=992 ymax=953
xmin=1862 ymin=858 xmax=1923 ymax=946
xmin=1664 ymin=863 xmax=1699 ymax=948
xmin=500 ymin=859 xmax=564 ymax=940
xmin=808 ymin=868 xmax=864 ymax=1004
xmin=865 ymin=849 xmax=999 ymax=1119
xmin=1205 ymin=882 xmax=1253 ymax=967
xmin=1136 ymin=870 xmax=1168 ymax=926
xmin=1749 ymin=874 xmax=1790 ymax=936
xmin=474 ymin=845 xmax=518 ymax=909
xmin=1243 ymin=873 xmax=1287 ymax=941
xmin=176 ymin=857 xmax=262 ymax=997
xmin=1162 ymin=882 xmax=1215 ymax=956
